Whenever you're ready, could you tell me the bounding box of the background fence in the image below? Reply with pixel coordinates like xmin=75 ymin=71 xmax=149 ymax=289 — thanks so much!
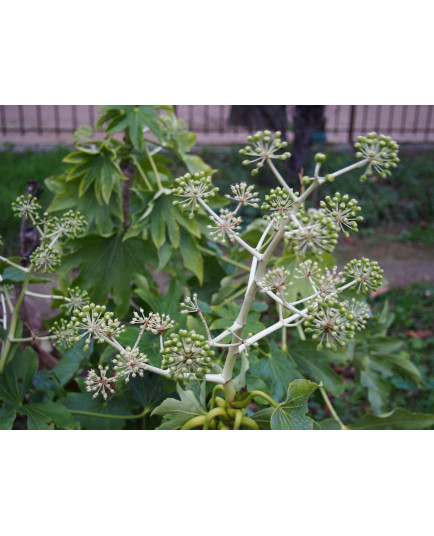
xmin=1 ymin=105 xmax=433 ymax=145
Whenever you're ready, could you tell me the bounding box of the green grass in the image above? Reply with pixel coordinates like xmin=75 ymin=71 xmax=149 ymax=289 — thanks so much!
xmin=0 ymin=145 xmax=70 ymax=253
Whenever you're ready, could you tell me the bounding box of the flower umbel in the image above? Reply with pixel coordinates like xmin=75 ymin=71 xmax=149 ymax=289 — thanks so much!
xmin=85 ymin=365 xmax=116 ymax=399
xmin=262 ymin=187 xmax=296 ymax=222
xmin=239 ymin=131 xmax=291 ymax=176
xmin=343 ymin=258 xmax=383 ymax=294
xmin=112 ymin=347 xmax=148 ymax=383
xmin=11 ymin=194 xmax=41 ymax=220
xmin=355 ymin=132 xmax=399 ymax=182
xmin=172 ymin=172 xmax=219 ymax=218
xmin=320 ymin=193 xmax=363 ymax=237
xmin=208 ymin=209 xmax=242 ymax=244
xmin=70 ymin=303 xmax=125 ymax=350
xmin=30 ymin=246 xmax=61 ymax=273
xmin=161 ymin=330 xmax=214 ymax=384
xmin=225 ymin=182 xmax=260 ymax=208
xmin=304 ymin=298 xmax=354 ymax=351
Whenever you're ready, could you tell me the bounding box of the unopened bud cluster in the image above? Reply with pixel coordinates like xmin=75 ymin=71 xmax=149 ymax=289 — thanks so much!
xmin=239 ymin=130 xmax=291 ymax=175
xmin=11 ymin=194 xmax=41 ymax=219
xmin=320 ymin=193 xmax=363 ymax=237
xmin=172 ymin=171 xmax=219 ymax=218
xmin=355 ymin=132 xmax=399 ymax=182
xmin=262 ymin=187 xmax=297 ymax=222
xmin=343 ymin=258 xmax=384 ymax=293
xmin=161 ymin=330 xmax=214 ymax=384
xmin=304 ymin=297 xmax=368 ymax=351
xmin=286 ymin=208 xmax=339 ymax=256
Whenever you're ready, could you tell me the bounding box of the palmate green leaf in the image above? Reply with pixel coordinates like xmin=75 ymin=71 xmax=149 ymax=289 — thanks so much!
xmin=250 ymin=407 xmax=273 ymax=430
xmin=314 ymin=418 xmax=341 ymax=430
xmin=22 ymin=401 xmax=79 ymax=430
xmin=210 ymin=302 xmax=265 ymax=336
xmin=33 ymin=370 xmax=64 ymax=400
xmin=360 ymin=366 xmax=390 ymax=415
xmin=0 ymin=405 xmax=17 ymax=430
xmin=65 ymin=145 xmax=127 ymax=206
xmin=62 ymin=392 xmax=140 ymax=430
xmin=52 ymin=340 xmax=90 ymax=386
xmin=249 ymin=342 xmax=301 ymax=402
xmin=0 ymin=265 xmax=50 ymax=284
xmin=288 ymin=341 xmax=345 ymax=397
xmin=129 ymin=372 xmax=167 ymax=411
xmin=61 ymin=233 xmax=147 ymax=317
xmin=369 ymin=352 xmax=422 ymax=388
xmin=151 ymin=384 xmax=207 ymax=430
xmin=97 ymin=105 xmax=165 ymax=150
xmin=350 ymin=408 xmax=434 ymax=430
xmin=45 ymin=175 xmax=123 ymax=236
xmin=0 ymin=347 xmax=38 ymax=406
xmin=271 ymin=379 xmax=319 ymax=430
xmin=180 ymin=230 xmax=203 ymax=284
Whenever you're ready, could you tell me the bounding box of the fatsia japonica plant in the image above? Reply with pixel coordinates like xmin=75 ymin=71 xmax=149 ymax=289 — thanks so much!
xmin=43 ymin=129 xmax=428 ymax=430
xmin=0 ymin=127 xmax=431 ymax=430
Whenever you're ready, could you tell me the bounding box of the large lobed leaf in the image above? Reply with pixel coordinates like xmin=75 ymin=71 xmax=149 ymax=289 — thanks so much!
xmin=61 ymin=233 xmax=147 ymax=317
xmin=271 ymin=379 xmax=319 ymax=430
xmin=151 ymin=384 xmax=207 ymax=430
xmin=350 ymin=408 xmax=434 ymax=430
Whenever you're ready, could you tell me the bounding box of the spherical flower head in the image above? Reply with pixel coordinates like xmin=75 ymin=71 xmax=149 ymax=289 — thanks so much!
xmin=112 ymin=346 xmax=148 ymax=383
xmin=73 ymin=125 xmax=95 ymax=146
xmin=295 ymin=259 xmax=322 ymax=282
xmin=11 ymin=194 xmax=41 ymax=220
xmin=180 ymin=293 xmax=200 ymax=314
xmin=172 ymin=171 xmax=219 ymax=218
xmin=354 ymin=132 xmax=399 ymax=182
xmin=225 ymin=182 xmax=260 ymax=208
xmin=51 ymin=318 xmax=77 ymax=349
xmin=161 ymin=329 xmax=214 ymax=384
xmin=30 ymin=246 xmax=61 ymax=273
xmin=239 ymin=131 xmax=291 ymax=175
xmin=304 ymin=298 xmax=352 ymax=351
xmin=262 ymin=187 xmax=295 ymax=222
xmin=208 ymin=209 xmax=242 ymax=244
xmin=71 ymin=303 xmax=125 ymax=349
xmin=59 ymin=210 xmax=87 ymax=238
xmin=319 ymin=192 xmax=363 ymax=237
xmin=85 ymin=365 xmax=116 ymax=399
xmin=260 ymin=267 xmax=292 ymax=295
xmin=286 ymin=208 xmax=338 ymax=256
xmin=61 ymin=287 xmax=90 ymax=314
xmin=343 ymin=258 xmax=383 ymax=294
xmin=316 ymin=266 xmax=343 ymax=298
xmin=148 ymin=312 xmax=175 ymax=335
xmin=131 ymin=308 xmax=155 ymax=328
xmin=342 ymin=298 xmax=370 ymax=330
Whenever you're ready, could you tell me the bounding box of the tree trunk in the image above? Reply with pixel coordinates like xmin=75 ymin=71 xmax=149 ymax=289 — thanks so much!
xmin=289 ymin=105 xmax=326 ymax=179
xmin=229 ymin=105 xmax=288 ymax=138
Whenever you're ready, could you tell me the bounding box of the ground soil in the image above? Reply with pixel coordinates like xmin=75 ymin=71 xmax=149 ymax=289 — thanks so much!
xmin=336 ymin=234 xmax=434 ymax=288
